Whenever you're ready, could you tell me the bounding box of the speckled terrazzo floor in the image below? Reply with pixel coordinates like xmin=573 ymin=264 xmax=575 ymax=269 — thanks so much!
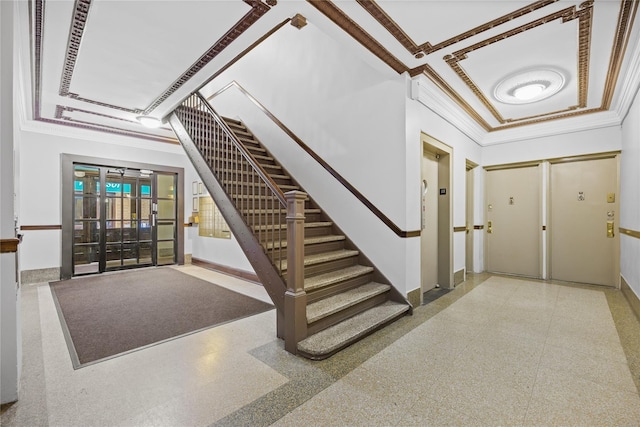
xmin=2 ymin=267 xmax=639 ymax=427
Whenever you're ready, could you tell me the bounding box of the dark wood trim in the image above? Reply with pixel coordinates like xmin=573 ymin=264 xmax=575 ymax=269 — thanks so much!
xmin=453 ymin=226 xmax=467 ymax=232
xmin=20 ymin=225 xmax=62 ymax=231
xmin=1 ymin=238 xmax=20 ymax=253
xmin=473 ymin=225 xmax=484 ymax=230
xmin=620 ymin=227 xmax=640 ymax=239
xmin=209 ymin=81 xmax=421 ymax=239
xmin=192 ymin=256 xmax=261 ymax=285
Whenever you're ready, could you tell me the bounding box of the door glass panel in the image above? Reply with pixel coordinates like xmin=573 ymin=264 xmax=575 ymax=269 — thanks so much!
xmin=74 ymin=221 xmax=100 ymax=244
xmin=74 ymin=165 xmax=100 ymax=195
xmin=74 ymin=196 xmax=100 ymax=219
xmin=74 ymin=244 xmax=100 ymax=274
xmin=158 ymin=222 xmax=175 ymax=240
xmin=139 ymin=242 xmax=152 ymax=264
xmin=106 ymin=243 xmax=122 ymax=268
xmin=157 ymin=241 xmax=174 ymax=265
xmin=106 ymin=221 xmax=122 ymax=242
xmin=157 ymin=174 xmax=175 ymax=199
xmin=122 ymin=243 xmax=138 ymax=266
xmin=157 ymin=200 xmax=175 ymax=219
xmin=123 ymin=222 xmax=138 ymax=242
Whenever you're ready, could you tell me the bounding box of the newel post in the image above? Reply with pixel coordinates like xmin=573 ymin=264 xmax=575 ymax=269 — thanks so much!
xmin=284 ymin=190 xmax=307 ymax=354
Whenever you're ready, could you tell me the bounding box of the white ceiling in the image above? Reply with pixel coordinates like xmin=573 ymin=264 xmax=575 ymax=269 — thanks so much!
xmin=21 ymin=0 xmax=640 ymax=146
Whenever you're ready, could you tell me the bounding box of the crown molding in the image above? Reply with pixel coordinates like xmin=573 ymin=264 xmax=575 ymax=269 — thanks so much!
xmin=614 ymin=23 xmax=640 ymax=123
xmin=481 ymin=110 xmax=622 ymax=146
xmin=411 ymin=77 xmax=486 ymax=145
xmin=412 ymin=74 xmax=624 ymax=147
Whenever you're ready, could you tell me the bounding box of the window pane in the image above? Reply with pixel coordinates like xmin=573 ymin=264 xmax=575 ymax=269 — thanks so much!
xmin=106 ymin=197 xmax=122 ymax=220
xmin=74 ymin=165 xmax=100 ymax=195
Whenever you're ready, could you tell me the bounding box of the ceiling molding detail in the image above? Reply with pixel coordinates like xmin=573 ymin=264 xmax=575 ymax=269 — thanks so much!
xmin=306 ymin=0 xmax=407 ymax=73
xmin=356 ymin=0 xmax=558 ymax=57
xmin=30 ymin=0 xmax=291 ymax=144
xmin=444 ymin=1 xmax=593 ymax=124
xmin=602 ymin=0 xmax=639 ymax=110
xmin=311 ymin=0 xmax=637 ymax=138
xmin=57 ymin=0 xmax=273 ymax=115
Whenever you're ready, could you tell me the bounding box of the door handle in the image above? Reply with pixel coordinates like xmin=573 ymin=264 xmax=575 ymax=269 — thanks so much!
xmin=487 ymin=220 xmax=493 ymax=234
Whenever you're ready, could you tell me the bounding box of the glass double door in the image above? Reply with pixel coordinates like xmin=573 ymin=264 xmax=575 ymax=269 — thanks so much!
xmin=73 ymin=164 xmax=177 ymax=275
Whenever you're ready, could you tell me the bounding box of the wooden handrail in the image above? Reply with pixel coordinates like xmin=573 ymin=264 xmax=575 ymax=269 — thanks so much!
xmin=1 ymin=238 xmax=20 ymax=253
xmin=208 ymin=81 xmax=421 ymax=238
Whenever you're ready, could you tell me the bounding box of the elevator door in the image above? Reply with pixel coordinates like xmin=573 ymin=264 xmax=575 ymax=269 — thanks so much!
xmin=550 ymin=158 xmax=617 ymax=286
xmin=421 ymin=151 xmax=439 ymax=292
xmin=73 ymin=165 xmax=177 ymax=275
xmin=485 ymin=166 xmax=540 ymax=277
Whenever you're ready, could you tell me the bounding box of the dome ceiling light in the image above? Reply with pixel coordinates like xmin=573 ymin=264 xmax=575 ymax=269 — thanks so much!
xmin=494 ymin=69 xmax=565 ymax=105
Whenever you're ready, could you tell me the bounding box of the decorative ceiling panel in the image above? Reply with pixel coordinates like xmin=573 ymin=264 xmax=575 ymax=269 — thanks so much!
xmin=24 ymin=0 xmax=640 ymax=145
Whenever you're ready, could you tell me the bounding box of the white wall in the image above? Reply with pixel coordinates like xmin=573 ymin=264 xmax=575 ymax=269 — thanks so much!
xmin=1 ymin=0 xmax=21 ymax=404
xmin=620 ymin=89 xmax=640 ymax=301
xmin=203 ymin=22 xmax=414 ymax=293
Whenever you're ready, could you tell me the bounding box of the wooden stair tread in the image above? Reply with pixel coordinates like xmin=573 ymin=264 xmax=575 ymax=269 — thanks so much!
xmin=243 ymin=208 xmax=321 ymax=215
xmin=297 ymin=301 xmax=410 ymax=360
xmin=253 ymin=221 xmax=331 ymax=231
xmin=280 ymin=249 xmax=359 ymax=271
xmin=223 ymin=181 xmax=298 ymax=191
xmin=306 ymin=282 xmax=390 ymax=324
xmin=304 ymin=265 xmax=374 ymax=292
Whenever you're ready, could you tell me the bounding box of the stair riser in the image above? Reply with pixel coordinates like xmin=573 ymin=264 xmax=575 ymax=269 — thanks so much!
xmin=303 ymin=240 xmax=345 ymax=256
xmin=307 ymin=292 xmax=389 ymax=336
xmin=243 ymin=212 xmax=323 ymax=225
xmin=306 ymin=273 xmax=374 ymax=303
xmin=222 ymin=183 xmax=298 ymax=194
xmin=304 ymin=256 xmax=359 ymax=277
xmin=255 ymin=226 xmax=333 ymax=241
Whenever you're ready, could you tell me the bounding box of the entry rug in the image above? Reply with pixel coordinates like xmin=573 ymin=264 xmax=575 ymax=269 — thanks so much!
xmin=50 ymin=267 xmax=273 ymax=368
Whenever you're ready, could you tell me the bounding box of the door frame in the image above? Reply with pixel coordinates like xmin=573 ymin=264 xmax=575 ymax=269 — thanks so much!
xmin=61 ymin=154 xmax=184 ymax=280
xmin=466 ymin=160 xmax=478 ymax=276
xmin=547 ymin=152 xmax=621 ymax=287
xmin=421 ymin=133 xmax=453 ymax=290
xmin=483 ymin=161 xmax=543 ymax=278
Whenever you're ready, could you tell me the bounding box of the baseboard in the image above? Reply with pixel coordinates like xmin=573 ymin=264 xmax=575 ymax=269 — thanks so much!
xmin=191 ymin=258 xmax=260 ymax=284
xmin=21 ymin=267 xmax=60 ymax=284
xmin=621 ymin=275 xmax=640 ymax=323
xmin=406 ymin=287 xmax=422 ymax=308
xmin=454 ymin=269 xmax=465 ymax=287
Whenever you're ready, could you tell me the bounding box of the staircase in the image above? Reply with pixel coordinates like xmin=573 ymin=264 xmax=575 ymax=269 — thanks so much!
xmin=169 ymin=93 xmax=411 ymax=359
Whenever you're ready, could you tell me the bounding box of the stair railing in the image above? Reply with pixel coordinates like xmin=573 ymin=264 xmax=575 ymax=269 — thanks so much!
xmin=172 ymin=92 xmax=307 ymax=353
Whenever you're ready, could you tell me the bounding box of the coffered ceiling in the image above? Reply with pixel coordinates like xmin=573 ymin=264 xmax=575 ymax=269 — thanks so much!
xmin=19 ymin=0 xmax=640 ymax=146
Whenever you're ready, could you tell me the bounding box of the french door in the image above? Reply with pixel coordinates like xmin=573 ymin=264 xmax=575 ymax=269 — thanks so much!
xmin=72 ymin=164 xmax=178 ymax=275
